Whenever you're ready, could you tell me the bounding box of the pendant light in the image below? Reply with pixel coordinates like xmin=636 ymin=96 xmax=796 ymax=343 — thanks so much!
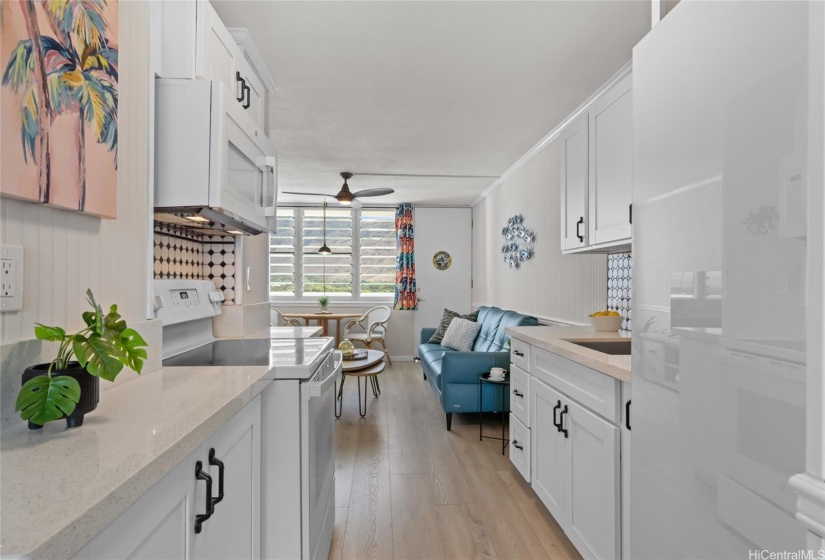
xmin=318 ymin=200 xmax=332 ymax=255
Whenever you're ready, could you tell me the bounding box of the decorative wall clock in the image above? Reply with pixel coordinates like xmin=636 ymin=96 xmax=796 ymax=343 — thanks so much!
xmin=501 ymin=214 xmax=534 ymax=269
xmin=433 ymin=251 xmax=452 ymax=270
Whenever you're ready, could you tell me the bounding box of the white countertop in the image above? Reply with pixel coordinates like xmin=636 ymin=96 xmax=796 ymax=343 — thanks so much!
xmin=0 ymin=362 xmax=276 ymax=559
xmin=506 ymin=326 xmax=632 ymax=383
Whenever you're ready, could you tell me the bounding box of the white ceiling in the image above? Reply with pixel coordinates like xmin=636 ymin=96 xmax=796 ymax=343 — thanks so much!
xmin=213 ymin=1 xmax=650 ymax=207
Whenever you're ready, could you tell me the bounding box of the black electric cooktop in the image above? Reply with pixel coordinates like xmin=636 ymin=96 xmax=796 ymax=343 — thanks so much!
xmin=162 ymin=338 xmax=329 ymax=368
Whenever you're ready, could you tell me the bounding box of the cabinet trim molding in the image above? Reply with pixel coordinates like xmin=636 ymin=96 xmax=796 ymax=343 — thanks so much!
xmin=471 ymin=61 xmax=632 ymax=208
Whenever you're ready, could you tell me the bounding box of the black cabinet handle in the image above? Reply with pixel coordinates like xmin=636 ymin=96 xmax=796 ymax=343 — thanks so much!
xmin=194 ymin=461 xmax=214 ymax=534
xmin=559 ymin=405 xmax=569 ymax=439
xmin=629 ymin=204 xmax=633 ymax=225
xmin=235 ymin=72 xmax=246 ymax=103
xmin=512 ymin=440 xmax=523 ymax=450
xmin=243 ymin=82 xmax=251 ymax=109
xmin=513 ymin=350 xmax=524 ymax=357
xmin=208 ymin=448 xmax=225 ymax=507
xmin=576 ymin=217 xmax=584 ymax=243
xmin=512 ymin=389 xmax=524 ymax=398
xmin=625 ymin=400 xmax=631 ymax=431
xmin=553 ymin=400 xmax=562 ymax=431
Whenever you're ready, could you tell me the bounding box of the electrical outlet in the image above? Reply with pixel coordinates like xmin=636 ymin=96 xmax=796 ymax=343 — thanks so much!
xmin=0 ymin=245 xmax=23 ymax=312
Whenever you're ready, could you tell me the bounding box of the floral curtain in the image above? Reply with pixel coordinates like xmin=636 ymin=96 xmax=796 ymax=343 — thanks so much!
xmin=394 ymin=203 xmax=417 ymax=310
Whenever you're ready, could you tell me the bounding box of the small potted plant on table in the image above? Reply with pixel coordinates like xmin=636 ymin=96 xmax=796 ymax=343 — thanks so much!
xmin=318 ymin=296 xmax=330 ymax=313
xmin=15 ymin=290 xmax=148 ymax=429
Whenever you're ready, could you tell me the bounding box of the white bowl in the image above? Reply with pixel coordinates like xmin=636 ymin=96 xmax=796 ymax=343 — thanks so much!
xmin=590 ymin=315 xmax=623 ymax=332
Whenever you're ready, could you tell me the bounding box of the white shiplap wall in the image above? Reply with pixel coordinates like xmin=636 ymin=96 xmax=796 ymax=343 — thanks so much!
xmin=472 ymin=139 xmax=607 ymax=325
xmin=0 ymin=2 xmax=150 ymax=343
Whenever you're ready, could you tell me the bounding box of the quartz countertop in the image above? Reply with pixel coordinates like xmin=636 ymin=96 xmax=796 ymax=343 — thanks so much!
xmin=506 ymin=326 xmax=632 ymax=383
xmin=0 ymin=362 xmax=277 ymax=559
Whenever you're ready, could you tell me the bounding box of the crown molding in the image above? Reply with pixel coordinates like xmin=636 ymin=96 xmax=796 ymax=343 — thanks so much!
xmin=228 ymin=28 xmax=279 ymax=93
xmin=471 ymin=60 xmax=633 ymax=208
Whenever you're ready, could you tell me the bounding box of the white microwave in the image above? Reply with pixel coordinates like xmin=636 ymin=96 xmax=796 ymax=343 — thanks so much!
xmin=155 ymin=78 xmax=277 ymax=234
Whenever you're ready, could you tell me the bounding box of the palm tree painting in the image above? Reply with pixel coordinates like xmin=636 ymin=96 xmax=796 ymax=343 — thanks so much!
xmin=0 ymin=0 xmax=118 ymax=218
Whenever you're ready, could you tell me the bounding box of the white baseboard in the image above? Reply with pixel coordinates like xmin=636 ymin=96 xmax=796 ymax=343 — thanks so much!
xmin=390 ymin=355 xmax=415 ymax=362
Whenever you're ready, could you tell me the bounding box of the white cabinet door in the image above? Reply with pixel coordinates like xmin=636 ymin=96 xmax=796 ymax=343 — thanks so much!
xmin=90 ymin=447 xmax=199 ymax=560
xmin=193 ymin=396 xmax=262 ymax=560
xmin=564 ymin=398 xmax=620 ymax=560
xmin=560 ymin=113 xmax=589 ymax=250
xmin=530 ymin=379 xmax=568 ymax=520
xmin=620 ymin=385 xmax=631 ymax=560
xmin=509 ymin=365 xmax=530 ymax=427
xmin=198 ymin=1 xmax=239 ymax=105
xmin=509 ymin=414 xmax=532 ymax=482
xmin=235 ymin=54 xmax=268 ymax=132
xmin=588 ymin=74 xmax=632 ymax=246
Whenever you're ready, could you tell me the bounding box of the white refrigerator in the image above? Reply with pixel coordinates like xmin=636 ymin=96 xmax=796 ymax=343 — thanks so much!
xmin=631 ymin=1 xmax=818 ymax=558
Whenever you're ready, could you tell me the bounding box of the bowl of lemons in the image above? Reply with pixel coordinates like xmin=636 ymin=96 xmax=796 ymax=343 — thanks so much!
xmin=589 ymin=310 xmax=623 ymax=332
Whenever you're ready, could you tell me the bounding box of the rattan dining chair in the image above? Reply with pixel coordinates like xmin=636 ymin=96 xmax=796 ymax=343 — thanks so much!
xmin=343 ymin=306 xmax=392 ymax=364
xmin=271 ymin=306 xmax=302 ymax=327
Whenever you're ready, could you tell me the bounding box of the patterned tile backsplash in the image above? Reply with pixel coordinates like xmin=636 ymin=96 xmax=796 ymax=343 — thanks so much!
xmin=153 ymin=224 xmax=237 ymax=304
xmin=607 ymin=252 xmax=632 ymax=332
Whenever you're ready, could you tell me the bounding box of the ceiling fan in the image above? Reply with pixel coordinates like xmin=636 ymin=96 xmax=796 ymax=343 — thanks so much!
xmin=283 ymin=172 xmax=394 ymax=206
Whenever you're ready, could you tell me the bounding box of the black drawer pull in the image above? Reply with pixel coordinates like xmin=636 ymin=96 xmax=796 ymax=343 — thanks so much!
xmin=625 ymin=400 xmax=631 ymax=431
xmin=553 ymin=400 xmax=562 ymax=431
xmin=559 ymin=405 xmax=569 ymax=439
xmin=576 ymin=217 xmax=584 ymax=243
xmin=235 ymin=72 xmax=246 ymax=103
xmin=194 ymin=461 xmax=214 ymax=533
xmin=243 ymin=82 xmax=251 ymax=109
xmin=512 ymin=440 xmax=523 ymax=450
xmin=513 ymin=350 xmax=524 ymax=357
xmin=209 ymin=448 xmax=225 ymax=507
xmin=512 ymin=389 xmax=524 ymax=398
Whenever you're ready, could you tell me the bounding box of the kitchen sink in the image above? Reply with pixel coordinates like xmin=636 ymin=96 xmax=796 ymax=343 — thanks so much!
xmin=564 ymin=339 xmax=632 ymax=355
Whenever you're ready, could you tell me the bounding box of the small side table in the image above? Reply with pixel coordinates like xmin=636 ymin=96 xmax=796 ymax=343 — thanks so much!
xmin=478 ymin=372 xmax=510 ymax=455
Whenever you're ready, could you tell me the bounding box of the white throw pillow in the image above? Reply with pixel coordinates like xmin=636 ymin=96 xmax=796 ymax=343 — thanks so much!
xmin=441 ymin=317 xmax=482 ymax=352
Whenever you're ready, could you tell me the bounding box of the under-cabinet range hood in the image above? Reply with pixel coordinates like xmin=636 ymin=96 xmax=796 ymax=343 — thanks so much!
xmin=154 ymin=78 xmax=278 ymax=236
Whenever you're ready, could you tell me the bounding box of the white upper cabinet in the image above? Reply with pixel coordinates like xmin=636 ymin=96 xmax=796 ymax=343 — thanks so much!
xmin=588 ymin=74 xmax=632 ymax=246
xmin=560 ymin=113 xmax=589 ymax=251
xmin=560 ymin=71 xmax=633 ymax=254
xmin=158 ymin=1 xmax=274 ymax=136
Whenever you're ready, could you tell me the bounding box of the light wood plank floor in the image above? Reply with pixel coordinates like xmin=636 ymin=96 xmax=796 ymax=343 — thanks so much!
xmin=330 ymin=361 xmax=581 ymax=560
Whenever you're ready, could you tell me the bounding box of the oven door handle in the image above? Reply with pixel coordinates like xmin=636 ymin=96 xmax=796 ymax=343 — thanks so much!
xmin=303 ymin=352 xmax=342 ymax=399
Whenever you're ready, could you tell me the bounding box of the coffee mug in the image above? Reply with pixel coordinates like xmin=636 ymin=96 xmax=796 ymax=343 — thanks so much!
xmin=490 ymin=367 xmax=506 ymax=380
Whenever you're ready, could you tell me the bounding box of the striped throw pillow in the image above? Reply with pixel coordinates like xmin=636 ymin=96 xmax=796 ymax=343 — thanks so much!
xmin=427 ymin=308 xmax=479 ymax=344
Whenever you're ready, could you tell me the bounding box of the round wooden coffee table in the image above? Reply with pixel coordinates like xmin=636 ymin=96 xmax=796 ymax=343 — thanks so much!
xmin=337 ymin=350 xmax=386 ymax=418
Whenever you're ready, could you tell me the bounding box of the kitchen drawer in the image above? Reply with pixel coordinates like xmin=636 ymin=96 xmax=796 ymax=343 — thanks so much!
xmin=510 ymin=365 xmax=530 ymax=427
xmin=532 ymin=346 xmax=619 ymax=423
xmin=510 ymin=338 xmax=531 ymax=372
xmin=509 ymin=414 xmax=531 ymax=482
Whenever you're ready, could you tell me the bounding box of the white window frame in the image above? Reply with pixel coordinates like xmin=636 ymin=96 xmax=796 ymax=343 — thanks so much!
xmin=269 ymin=206 xmax=395 ymax=304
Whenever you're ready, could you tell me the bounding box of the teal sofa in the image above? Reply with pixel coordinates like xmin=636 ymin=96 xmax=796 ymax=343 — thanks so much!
xmin=419 ymin=306 xmax=539 ymax=430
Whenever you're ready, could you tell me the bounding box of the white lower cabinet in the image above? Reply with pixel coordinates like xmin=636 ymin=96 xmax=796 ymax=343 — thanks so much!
xmin=530 ymin=379 xmax=568 ymax=520
xmin=565 ymin=398 xmax=620 ymax=560
xmin=509 ymin=414 xmax=531 ymax=482
xmin=89 ymin=396 xmax=261 ymax=560
xmin=531 ymin=378 xmax=620 ymax=560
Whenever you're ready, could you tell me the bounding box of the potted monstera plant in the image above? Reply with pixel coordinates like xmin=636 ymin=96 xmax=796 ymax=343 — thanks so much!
xmin=15 ymin=290 xmax=148 ymax=429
